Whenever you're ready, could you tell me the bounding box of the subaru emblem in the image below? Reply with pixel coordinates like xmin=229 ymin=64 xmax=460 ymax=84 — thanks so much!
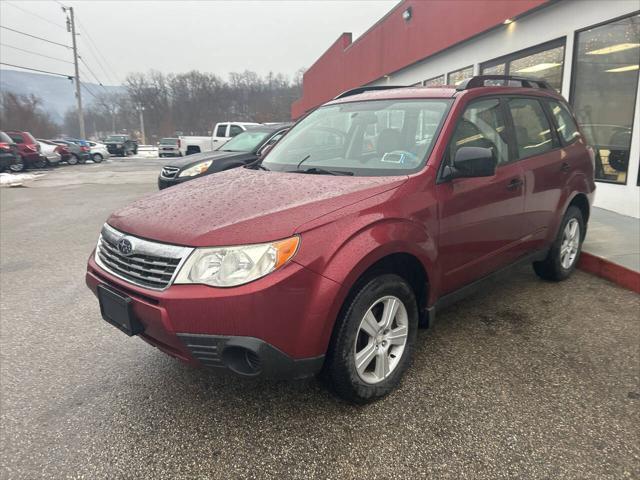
xmin=117 ymin=237 xmax=134 ymax=256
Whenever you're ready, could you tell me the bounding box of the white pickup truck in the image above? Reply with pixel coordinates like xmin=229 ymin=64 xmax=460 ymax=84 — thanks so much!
xmin=178 ymin=122 xmax=260 ymax=156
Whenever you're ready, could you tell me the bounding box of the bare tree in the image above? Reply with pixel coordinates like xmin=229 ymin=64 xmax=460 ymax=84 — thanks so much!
xmin=0 ymin=92 xmax=60 ymax=138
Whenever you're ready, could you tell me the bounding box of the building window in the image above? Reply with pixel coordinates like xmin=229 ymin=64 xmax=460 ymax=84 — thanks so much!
xmin=447 ymin=66 xmax=473 ymax=86
xmin=571 ymin=13 xmax=640 ymax=184
xmin=424 ymin=75 xmax=445 ymax=87
xmin=480 ymin=38 xmax=566 ymax=91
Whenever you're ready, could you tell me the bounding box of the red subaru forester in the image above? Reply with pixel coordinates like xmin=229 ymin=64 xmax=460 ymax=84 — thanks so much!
xmin=86 ymin=76 xmax=595 ymax=403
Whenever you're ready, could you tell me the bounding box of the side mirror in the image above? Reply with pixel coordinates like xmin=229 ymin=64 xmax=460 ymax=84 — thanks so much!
xmin=443 ymin=146 xmax=496 ymax=180
xmin=258 ymin=143 xmax=274 ymax=157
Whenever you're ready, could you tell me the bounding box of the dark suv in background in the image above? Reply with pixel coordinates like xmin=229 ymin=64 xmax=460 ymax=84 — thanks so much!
xmin=87 ymin=76 xmax=595 ymax=403
xmin=104 ymin=135 xmax=138 ymax=157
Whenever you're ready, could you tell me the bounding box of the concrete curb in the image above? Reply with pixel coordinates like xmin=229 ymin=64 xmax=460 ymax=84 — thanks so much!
xmin=578 ymin=252 xmax=640 ymax=294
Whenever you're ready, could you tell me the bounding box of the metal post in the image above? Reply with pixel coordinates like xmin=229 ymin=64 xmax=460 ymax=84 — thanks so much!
xmin=65 ymin=7 xmax=85 ymax=139
xmin=137 ymin=104 xmax=146 ymax=145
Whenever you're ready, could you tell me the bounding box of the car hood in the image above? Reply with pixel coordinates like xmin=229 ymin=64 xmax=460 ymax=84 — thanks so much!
xmin=164 ymin=150 xmax=248 ymax=170
xmin=108 ymin=168 xmax=407 ymax=246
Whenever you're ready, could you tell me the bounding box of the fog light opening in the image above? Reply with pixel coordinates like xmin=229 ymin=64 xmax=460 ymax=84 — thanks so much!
xmin=222 ymin=346 xmax=262 ymax=376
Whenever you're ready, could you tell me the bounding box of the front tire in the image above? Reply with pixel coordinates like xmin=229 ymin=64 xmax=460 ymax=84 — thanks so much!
xmin=34 ymin=157 xmax=47 ymax=169
xmin=9 ymin=157 xmax=25 ymax=172
xmin=92 ymin=153 xmax=103 ymax=163
xmin=324 ymin=274 xmax=418 ymax=404
xmin=533 ymin=206 xmax=584 ymax=281
xmin=67 ymin=154 xmax=79 ymax=165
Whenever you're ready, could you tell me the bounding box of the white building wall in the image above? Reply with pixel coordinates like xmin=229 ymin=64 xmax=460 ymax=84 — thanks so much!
xmin=371 ymin=0 xmax=640 ymax=218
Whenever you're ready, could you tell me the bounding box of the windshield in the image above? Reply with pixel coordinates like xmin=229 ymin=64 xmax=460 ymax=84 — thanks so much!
xmin=105 ymin=135 xmax=127 ymax=142
xmin=160 ymin=138 xmax=178 ymax=145
xmin=220 ymin=131 xmax=270 ymax=152
xmin=262 ymin=99 xmax=451 ymax=176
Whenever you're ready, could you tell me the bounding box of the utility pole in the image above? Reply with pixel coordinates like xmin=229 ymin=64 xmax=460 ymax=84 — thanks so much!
xmin=136 ymin=103 xmax=146 ymax=144
xmin=63 ymin=6 xmax=85 ymax=139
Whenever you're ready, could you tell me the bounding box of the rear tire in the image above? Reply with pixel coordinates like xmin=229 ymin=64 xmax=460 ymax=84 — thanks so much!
xmin=92 ymin=153 xmax=103 ymax=163
xmin=67 ymin=154 xmax=79 ymax=165
xmin=533 ymin=206 xmax=584 ymax=281
xmin=324 ymin=273 xmax=418 ymax=404
xmin=34 ymin=157 xmax=47 ymax=169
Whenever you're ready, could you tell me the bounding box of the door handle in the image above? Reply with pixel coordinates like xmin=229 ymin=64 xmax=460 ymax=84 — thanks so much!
xmin=560 ymin=162 xmax=570 ymax=173
xmin=507 ymin=178 xmax=523 ymax=190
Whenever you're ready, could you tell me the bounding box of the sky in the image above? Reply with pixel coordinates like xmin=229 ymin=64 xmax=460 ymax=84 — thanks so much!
xmin=0 ymin=0 xmax=398 ymax=86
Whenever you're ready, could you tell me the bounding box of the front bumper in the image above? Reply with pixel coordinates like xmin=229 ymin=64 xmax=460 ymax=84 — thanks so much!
xmin=157 ymin=175 xmax=194 ymax=189
xmin=86 ymin=253 xmax=340 ymax=379
xmin=106 ymin=145 xmax=125 ymax=154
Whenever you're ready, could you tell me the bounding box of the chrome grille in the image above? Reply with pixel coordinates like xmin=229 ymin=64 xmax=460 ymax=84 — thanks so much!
xmin=161 ymin=166 xmax=180 ymax=179
xmin=95 ymin=224 xmax=192 ymax=290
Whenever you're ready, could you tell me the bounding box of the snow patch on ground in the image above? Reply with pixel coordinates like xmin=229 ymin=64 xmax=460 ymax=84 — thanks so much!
xmin=0 ymin=172 xmax=43 ymax=187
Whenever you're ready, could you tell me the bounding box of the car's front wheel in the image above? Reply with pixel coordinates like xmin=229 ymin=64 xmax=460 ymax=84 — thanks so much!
xmin=92 ymin=153 xmax=103 ymax=163
xmin=533 ymin=205 xmax=584 ymax=281
xmin=324 ymin=274 xmax=418 ymax=404
xmin=67 ymin=154 xmax=79 ymax=165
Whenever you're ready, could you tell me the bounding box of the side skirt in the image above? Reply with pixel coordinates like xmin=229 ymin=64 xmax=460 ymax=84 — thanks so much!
xmin=424 ymin=248 xmax=548 ymax=326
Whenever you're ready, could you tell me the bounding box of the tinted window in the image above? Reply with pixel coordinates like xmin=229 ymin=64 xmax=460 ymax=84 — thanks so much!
xmin=572 ymin=13 xmax=639 ymax=184
xmin=215 ymin=124 xmax=227 ymax=137
xmin=229 ymin=125 xmax=243 ymax=137
xmin=548 ymin=100 xmax=580 ymax=143
xmin=9 ymin=133 xmax=24 ymax=143
xmin=508 ymin=98 xmax=554 ymax=158
xmin=449 ymin=98 xmax=510 ymax=165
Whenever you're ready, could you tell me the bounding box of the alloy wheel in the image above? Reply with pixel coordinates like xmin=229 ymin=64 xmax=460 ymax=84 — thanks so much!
xmin=560 ymin=218 xmax=580 ymax=269
xmin=354 ymin=295 xmax=409 ymax=384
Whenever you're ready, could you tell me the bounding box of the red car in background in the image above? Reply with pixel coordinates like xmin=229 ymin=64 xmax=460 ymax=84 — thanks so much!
xmin=86 ymin=75 xmax=595 ymax=403
xmin=6 ymin=131 xmax=46 ymax=169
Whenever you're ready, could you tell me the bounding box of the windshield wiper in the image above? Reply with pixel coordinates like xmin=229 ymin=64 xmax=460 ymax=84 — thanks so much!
xmin=290 ymin=154 xmax=353 ymax=176
xmin=288 ymin=167 xmax=354 ymax=176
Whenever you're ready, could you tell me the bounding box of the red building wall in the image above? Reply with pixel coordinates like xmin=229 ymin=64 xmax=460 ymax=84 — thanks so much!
xmin=291 ymin=0 xmax=548 ymax=118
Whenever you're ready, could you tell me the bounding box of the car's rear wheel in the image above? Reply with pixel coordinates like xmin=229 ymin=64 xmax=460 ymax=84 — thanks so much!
xmin=533 ymin=206 xmax=584 ymax=281
xmin=67 ymin=154 xmax=79 ymax=165
xmin=324 ymin=273 xmax=418 ymax=404
xmin=34 ymin=157 xmax=47 ymax=169
xmin=92 ymin=153 xmax=103 ymax=163
xmin=9 ymin=157 xmax=25 ymax=172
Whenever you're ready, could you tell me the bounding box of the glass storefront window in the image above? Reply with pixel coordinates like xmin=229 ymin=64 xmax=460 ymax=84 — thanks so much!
xmin=424 ymin=75 xmax=445 ymax=87
xmin=480 ymin=39 xmax=565 ymax=91
xmin=571 ymin=13 xmax=640 ymax=184
xmin=447 ymin=66 xmax=473 ymax=86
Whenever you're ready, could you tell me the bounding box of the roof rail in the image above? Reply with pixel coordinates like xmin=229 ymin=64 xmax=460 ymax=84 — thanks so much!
xmin=455 ymin=75 xmax=553 ymax=91
xmin=333 ymin=85 xmax=407 ymax=100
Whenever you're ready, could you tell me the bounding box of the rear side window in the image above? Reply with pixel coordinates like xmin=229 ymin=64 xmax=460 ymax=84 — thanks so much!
xmin=508 ymin=98 xmax=554 ymax=159
xmin=548 ymin=100 xmax=580 ymax=144
xmin=9 ymin=133 xmax=24 ymax=143
xmin=449 ymin=98 xmax=510 ymax=165
xmin=216 ymin=124 xmax=227 ymax=137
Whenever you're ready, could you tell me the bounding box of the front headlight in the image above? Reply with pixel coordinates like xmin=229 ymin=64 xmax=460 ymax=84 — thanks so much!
xmin=179 ymin=160 xmax=213 ymax=177
xmin=116 ymin=143 xmax=122 ymax=147
xmin=174 ymin=236 xmax=299 ymax=287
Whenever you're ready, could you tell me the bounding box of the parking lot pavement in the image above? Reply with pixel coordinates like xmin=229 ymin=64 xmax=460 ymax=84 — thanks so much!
xmin=1 ymin=159 xmax=639 ymax=479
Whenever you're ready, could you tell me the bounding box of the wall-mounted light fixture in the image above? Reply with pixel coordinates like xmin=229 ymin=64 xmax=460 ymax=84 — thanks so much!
xmin=402 ymin=7 xmax=412 ymax=22
xmin=503 ymin=18 xmax=514 ymax=25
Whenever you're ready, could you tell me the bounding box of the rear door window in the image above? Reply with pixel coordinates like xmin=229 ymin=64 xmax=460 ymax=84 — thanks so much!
xmin=507 ymin=98 xmax=555 ymax=159
xmin=547 ymin=100 xmax=580 ymax=144
xmin=216 ymin=124 xmax=228 ymax=137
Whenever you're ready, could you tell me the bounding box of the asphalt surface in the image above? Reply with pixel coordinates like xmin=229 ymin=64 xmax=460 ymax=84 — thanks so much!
xmin=1 ymin=158 xmax=639 ymax=479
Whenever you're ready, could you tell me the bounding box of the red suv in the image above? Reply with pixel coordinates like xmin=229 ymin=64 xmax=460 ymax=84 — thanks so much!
xmin=6 ymin=131 xmax=46 ymax=169
xmin=86 ymin=76 xmax=595 ymax=403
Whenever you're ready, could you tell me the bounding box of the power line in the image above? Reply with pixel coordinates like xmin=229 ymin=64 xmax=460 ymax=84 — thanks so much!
xmin=79 ymin=56 xmax=108 ymax=92
xmin=81 ymin=82 xmax=99 ymax=100
xmin=0 ymin=25 xmax=71 ymax=49
xmin=75 ymin=17 xmax=118 ymax=84
xmin=0 ymin=62 xmax=73 ymax=78
xmin=0 ymin=42 xmax=73 ymax=64
xmin=3 ymin=1 xmax=67 ymax=30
